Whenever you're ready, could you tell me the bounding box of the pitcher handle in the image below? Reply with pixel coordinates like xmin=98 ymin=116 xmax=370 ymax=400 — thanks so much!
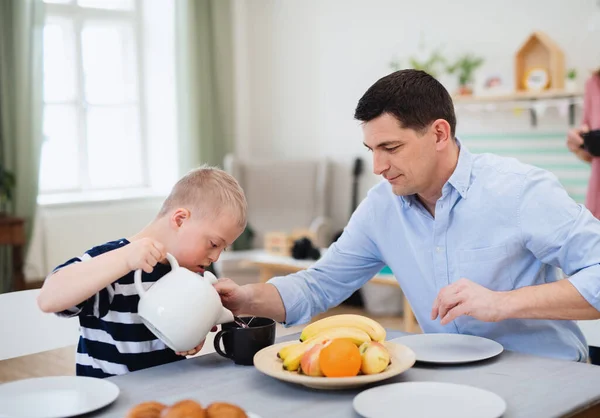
xmin=134 ymin=252 xmax=180 ymax=297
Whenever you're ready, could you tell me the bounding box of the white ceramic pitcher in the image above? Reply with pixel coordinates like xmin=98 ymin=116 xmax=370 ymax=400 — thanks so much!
xmin=134 ymin=253 xmax=234 ymax=352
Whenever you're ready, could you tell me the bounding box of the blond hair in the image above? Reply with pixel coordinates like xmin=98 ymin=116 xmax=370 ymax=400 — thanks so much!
xmin=158 ymin=165 xmax=247 ymax=228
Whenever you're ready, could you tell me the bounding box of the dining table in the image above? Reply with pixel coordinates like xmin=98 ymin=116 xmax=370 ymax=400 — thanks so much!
xmin=84 ymin=330 xmax=600 ymax=418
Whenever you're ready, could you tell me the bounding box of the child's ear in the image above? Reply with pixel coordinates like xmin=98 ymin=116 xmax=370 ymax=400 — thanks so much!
xmin=171 ymin=208 xmax=191 ymax=228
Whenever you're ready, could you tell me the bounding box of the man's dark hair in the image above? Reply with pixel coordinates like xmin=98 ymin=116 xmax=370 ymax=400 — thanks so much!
xmin=354 ymin=69 xmax=456 ymax=137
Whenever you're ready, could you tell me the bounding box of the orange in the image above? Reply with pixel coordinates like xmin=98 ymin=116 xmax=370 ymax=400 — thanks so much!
xmin=318 ymin=338 xmax=361 ymax=377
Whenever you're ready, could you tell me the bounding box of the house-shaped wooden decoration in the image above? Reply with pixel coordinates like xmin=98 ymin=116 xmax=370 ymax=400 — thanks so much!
xmin=515 ymin=31 xmax=565 ymax=92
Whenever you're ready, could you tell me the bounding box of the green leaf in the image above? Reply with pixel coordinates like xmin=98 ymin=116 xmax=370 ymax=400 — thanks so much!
xmin=0 ymin=164 xmax=16 ymax=204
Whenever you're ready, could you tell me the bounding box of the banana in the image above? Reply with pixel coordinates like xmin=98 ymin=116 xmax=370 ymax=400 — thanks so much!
xmin=299 ymin=314 xmax=386 ymax=343
xmin=277 ymin=342 xmax=301 ymax=360
xmin=282 ymin=327 xmax=371 ymax=371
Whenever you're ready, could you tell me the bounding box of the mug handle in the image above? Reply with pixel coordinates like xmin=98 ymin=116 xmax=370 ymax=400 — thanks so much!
xmin=213 ymin=330 xmax=233 ymax=359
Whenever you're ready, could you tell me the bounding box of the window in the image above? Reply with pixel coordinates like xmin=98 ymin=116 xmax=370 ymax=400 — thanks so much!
xmin=41 ymin=0 xmax=147 ymax=195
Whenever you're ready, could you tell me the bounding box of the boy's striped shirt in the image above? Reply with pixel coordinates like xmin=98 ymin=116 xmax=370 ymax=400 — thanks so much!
xmin=52 ymin=239 xmax=183 ymax=378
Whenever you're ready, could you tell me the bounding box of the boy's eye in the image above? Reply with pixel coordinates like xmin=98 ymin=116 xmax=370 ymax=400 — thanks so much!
xmin=210 ymin=241 xmax=218 ymax=248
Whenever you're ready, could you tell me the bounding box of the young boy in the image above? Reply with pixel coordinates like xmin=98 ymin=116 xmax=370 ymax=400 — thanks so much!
xmin=37 ymin=166 xmax=247 ymax=378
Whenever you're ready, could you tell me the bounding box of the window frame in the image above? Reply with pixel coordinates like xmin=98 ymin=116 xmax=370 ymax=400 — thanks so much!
xmin=40 ymin=0 xmax=150 ymax=196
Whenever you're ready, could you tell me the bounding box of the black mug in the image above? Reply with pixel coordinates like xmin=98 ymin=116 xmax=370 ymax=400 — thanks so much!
xmin=213 ymin=317 xmax=276 ymax=365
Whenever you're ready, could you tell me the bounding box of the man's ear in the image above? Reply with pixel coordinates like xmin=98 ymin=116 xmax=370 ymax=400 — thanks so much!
xmin=431 ymin=119 xmax=452 ymax=150
xmin=171 ymin=208 xmax=191 ymax=228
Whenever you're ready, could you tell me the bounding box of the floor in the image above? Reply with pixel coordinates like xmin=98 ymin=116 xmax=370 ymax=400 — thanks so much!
xmin=0 ymin=305 xmax=415 ymax=384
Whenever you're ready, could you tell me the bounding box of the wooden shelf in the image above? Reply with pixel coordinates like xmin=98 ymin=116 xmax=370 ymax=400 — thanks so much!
xmin=452 ymin=89 xmax=583 ymax=103
xmin=452 ymin=89 xmax=583 ymax=127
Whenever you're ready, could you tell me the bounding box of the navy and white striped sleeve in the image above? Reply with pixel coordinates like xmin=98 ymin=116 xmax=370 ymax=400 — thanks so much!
xmin=51 ymin=252 xmax=114 ymax=319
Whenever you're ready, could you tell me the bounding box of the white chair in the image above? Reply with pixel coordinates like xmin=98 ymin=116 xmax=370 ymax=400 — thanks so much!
xmin=224 ymin=153 xmax=332 ymax=248
xmin=0 ymin=289 xmax=79 ymax=361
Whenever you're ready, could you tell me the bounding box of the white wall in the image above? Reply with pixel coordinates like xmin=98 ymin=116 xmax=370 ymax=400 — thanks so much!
xmin=232 ymin=0 xmax=600 ymax=231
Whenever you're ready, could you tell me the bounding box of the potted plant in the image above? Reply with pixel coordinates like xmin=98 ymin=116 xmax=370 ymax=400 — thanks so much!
xmin=389 ymin=49 xmax=446 ymax=79
xmin=0 ymin=164 xmax=15 ymax=215
xmin=447 ymin=54 xmax=484 ymax=95
xmin=566 ymin=68 xmax=577 ymax=92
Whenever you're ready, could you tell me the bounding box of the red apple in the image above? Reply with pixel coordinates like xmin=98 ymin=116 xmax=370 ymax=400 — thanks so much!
xmin=300 ymin=342 xmax=327 ymax=376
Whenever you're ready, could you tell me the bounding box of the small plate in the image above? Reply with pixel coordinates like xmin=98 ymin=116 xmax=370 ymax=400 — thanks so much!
xmin=353 ymin=381 xmax=507 ymax=418
xmin=0 ymin=376 xmax=119 ymax=418
xmin=253 ymin=341 xmax=416 ymax=390
xmin=390 ymin=333 xmax=503 ymax=364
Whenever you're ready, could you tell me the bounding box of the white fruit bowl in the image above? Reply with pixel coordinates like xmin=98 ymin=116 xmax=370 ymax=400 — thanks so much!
xmin=253 ymin=341 xmax=416 ymax=390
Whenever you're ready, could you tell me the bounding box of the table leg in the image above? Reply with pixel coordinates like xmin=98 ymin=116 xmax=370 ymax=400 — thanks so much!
xmin=13 ymin=245 xmax=25 ymax=291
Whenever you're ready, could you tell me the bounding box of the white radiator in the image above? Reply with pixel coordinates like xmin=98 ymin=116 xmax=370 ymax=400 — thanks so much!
xmin=25 ymin=197 xmax=164 ymax=281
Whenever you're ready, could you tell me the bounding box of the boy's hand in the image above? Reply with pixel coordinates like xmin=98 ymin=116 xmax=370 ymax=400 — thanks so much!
xmin=176 ymin=326 xmax=218 ymax=356
xmin=214 ymin=278 xmax=250 ymax=316
xmin=124 ymin=238 xmax=167 ymax=273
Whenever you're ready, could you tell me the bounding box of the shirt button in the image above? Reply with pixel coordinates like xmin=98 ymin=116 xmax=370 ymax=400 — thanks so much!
xmin=436 ymin=246 xmax=443 ymax=253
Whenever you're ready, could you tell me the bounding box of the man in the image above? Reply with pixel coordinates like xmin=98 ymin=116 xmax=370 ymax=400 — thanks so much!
xmin=216 ymin=69 xmax=600 ymax=362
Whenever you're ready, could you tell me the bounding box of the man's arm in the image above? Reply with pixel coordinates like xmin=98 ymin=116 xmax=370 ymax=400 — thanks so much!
xmin=504 ymin=279 xmax=600 ymax=320
xmin=433 ymin=168 xmax=600 ymax=324
xmin=266 ymin=198 xmax=385 ymax=326
xmin=514 ymin=168 xmax=600 ymax=319
xmin=432 ymin=277 xmax=600 ymax=326
xmin=217 ymin=196 xmax=385 ymax=326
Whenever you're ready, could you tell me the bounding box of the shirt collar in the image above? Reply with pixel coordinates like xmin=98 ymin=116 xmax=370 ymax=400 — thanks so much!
xmin=447 ymin=137 xmax=473 ymax=199
xmin=398 ymin=137 xmax=473 ymax=207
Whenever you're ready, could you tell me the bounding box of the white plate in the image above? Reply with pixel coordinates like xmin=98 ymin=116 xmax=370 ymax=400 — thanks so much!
xmin=0 ymin=376 xmax=119 ymax=418
xmin=353 ymin=381 xmax=507 ymax=418
xmin=246 ymin=413 xmax=262 ymax=418
xmin=390 ymin=333 xmax=503 ymax=364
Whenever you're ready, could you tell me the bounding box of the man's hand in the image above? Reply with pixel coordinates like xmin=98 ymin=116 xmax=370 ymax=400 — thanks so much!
xmin=214 ymin=280 xmax=287 ymax=323
xmin=214 ymin=278 xmax=251 ymax=316
xmin=431 ymin=278 xmax=508 ymax=325
xmin=176 ymin=326 xmax=218 ymax=356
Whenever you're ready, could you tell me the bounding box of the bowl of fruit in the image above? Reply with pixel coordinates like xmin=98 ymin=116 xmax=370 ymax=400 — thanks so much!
xmin=253 ymin=314 xmax=416 ymax=390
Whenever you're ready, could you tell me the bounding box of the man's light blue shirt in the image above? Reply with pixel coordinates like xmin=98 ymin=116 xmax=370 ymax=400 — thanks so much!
xmin=269 ymin=141 xmax=600 ymax=362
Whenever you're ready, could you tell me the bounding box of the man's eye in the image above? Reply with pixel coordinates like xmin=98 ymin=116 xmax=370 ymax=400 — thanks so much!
xmin=384 ymin=146 xmax=399 ymax=152
xmin=210 ymin=241 xmax=218 ymax=248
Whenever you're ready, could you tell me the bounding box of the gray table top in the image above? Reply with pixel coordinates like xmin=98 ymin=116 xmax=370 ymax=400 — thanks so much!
xmin=85 ymin=330 xmax=600 ymax=418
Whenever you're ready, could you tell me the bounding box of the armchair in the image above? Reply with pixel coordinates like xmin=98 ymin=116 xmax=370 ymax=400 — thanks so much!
xmin=216 ymin=154 xmax=332 ymax=285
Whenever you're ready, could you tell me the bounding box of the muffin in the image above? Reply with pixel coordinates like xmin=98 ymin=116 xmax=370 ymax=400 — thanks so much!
xmin=161 ymin=400 xmax=207 ymax=418
xmin=125 ymin=401 xmax=167 ymax=418
xmin=206 ymin=402 xmax=248 ymax=418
